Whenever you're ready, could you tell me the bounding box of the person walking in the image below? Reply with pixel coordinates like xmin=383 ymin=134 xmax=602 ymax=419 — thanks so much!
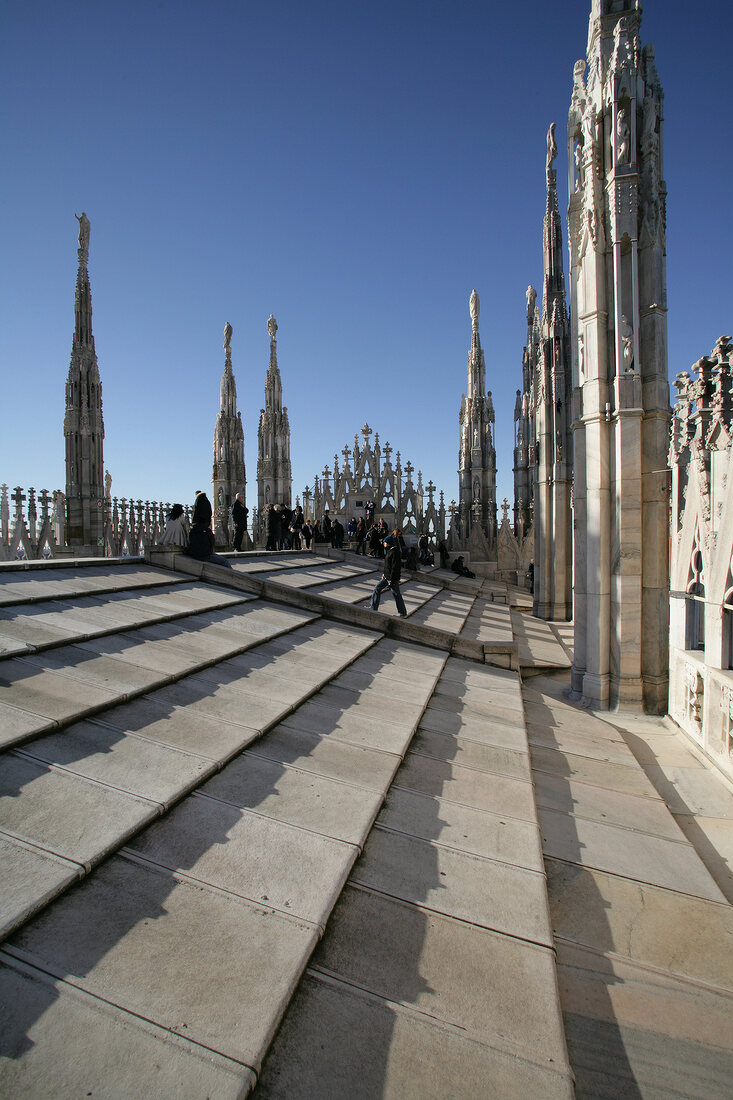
xmin=232 ymin=492 xmax=248 ymax=552
xmin=370 ymin=532 xmax=407 ymax=616
xmin=355 ymin=517 xmax=367 ymax=555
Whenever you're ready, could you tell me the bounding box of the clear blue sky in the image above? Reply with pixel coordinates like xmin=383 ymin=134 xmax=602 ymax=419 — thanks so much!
xmin=1 ymin=0 xmax=730 ymax=516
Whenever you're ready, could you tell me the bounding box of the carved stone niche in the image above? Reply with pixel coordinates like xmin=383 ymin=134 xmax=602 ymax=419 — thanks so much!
xmin=684 ymin=662 xmax=704 ymax=730
xmin=720 ymin=683 xmax=733 ymax=758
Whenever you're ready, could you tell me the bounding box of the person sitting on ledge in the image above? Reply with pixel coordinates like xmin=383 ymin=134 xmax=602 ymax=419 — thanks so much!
xmin=451 ymin=554 xmax=475 ymax=578
xmin=158 ymin=503 xmax=189 ymax=548
xmin=187 ymin=489 xmax=232 ymax=569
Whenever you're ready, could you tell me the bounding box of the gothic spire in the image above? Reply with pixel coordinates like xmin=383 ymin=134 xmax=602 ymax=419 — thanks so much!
xmin=212 ymin=321 xmax=246 ymax=539
xmin=467 ymin=289 xmax=485 ymax=398
xmin=73 ymin=212 xmax=94 ymax=349
xmin=542 ymin=123 xmax=567 ymax=329
xmin=64 ymin=212 xmax=105 ymax=550
xmin=265 ymin=313 xmax=282 ymax=410
xmin=220 ymin=321 xmax=237 ymax=419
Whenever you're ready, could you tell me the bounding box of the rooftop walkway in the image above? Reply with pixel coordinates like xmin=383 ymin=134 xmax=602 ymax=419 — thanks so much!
xmin=0 ymin=550 xmax=731 ymax=1097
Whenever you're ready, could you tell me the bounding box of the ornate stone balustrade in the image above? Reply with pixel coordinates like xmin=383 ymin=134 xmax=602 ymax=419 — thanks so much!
xmin=0 ymin=484 xmax=194 ymax=561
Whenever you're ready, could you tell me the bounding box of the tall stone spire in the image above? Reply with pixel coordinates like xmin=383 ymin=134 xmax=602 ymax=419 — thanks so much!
xmin=568 ymin=0 xmax=669 ymax=710
xmin=257 ymin=314 xmax=292 ymax=513
xmin=533 ymin=123 xmax=573 ymax=620
xmin=458 ymin=290 xmax=497 ymax=552
xmin=64 ymin=212 xmax=105 ymax=551
xmin=513 ymin=287 xmax=538 ymax=539
xmin=212 ymin=322 xmax=246 ymax=545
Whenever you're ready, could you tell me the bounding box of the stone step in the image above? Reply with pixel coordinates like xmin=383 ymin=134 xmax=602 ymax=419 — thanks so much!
xmin=0 ymin=581 xmax=251 ymax=658
xmin=0 ymin=618 xmax=381 ymax=940
xmin=254 ymin=656 xmax=575 ymax=1097
xmin=524 ymin=672 xmax=733 ymax=1097
xmin=0 ymin=600 xmax=319 ymax=751
xmin=0 ymin=562 xmax=188 ymax=607
xmin=0 ymin=636 xmax=448 ymax=1095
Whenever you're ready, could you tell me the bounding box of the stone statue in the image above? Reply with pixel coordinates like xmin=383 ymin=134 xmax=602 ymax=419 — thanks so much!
xmin=546 ymin=122 xmax=557 ymax=176
xmin=578 ymin=333 xmax=585 ymax=379
xmin=526 ymin=285 xmax=537 ymax=319
xmin=642 ymin=90 xmax=658 ymax=139
xmin=621 ymin=315 xmax=634 ymax=371
xmin=473 ymin=427 xmax=479 ymax=449
xmin=582 ymin=109 xmax=594 ymax=149
xmin=616 ymin=108 xmax=630 ymax=164
xmin=104 ymin=469 xmax=112 ymax=500
xmin=469 ymin=289 xmax=479 ymax=328
xmin=223 ymin=322 xmax=233 ymax=349
xmin=75 ymin=212 xmax=90 ymax=261
xmin=267 ymin=314 xmax=278 ymax=340
xmin=574 ymin=140 xmax=584 ymax=190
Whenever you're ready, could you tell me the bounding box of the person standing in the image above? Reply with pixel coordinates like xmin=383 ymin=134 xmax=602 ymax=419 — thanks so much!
xmin=355 ymin=517 xmax=367 ymax=555
xmin=232 ymin=492 xmax=248 ymax=552
xmin=280 ymin=504 xmax=293 ymax=550
xmin=302 ymin=518 xmax=313 ymax=551
xmin=266 ymin=504 xmax=281 ymax=551
xmin=290 ymin=504 xmax=304 ymax=549
xmin=370 ymin=532 xmax=407 ymax=616
xmin=332 ymin=516 xmax=344 ymax=549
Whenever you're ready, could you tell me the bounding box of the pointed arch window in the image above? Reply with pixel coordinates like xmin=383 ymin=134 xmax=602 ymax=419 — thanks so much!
xmin=722 ymin=547 xmax=733 ymax=670
xmin=685 ymin=527 xmax=705 ymax=651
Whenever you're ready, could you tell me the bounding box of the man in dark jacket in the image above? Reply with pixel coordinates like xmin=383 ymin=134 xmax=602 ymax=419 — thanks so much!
xmin=232 ymin=492 xmax=248 ymax=552
xmin=266 ymin=504 xmax=281 ymax=551
xmin=370 ymin=534 xmax=407 ymax=615
xmin=332 ymin=517 xmax=344 ymax=549
xmin=192 ymin=490 xmax=212 ymax=527
xmin=279 ymin=505 xmax=293 ymax=550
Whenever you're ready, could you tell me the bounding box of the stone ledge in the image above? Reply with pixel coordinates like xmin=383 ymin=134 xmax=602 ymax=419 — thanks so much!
xmin=147 ymin=550 xmax=519 ymax=669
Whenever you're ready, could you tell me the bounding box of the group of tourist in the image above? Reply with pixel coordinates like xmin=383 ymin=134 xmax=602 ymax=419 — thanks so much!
xmin=158 ymin=492 xmax=473 ymax=581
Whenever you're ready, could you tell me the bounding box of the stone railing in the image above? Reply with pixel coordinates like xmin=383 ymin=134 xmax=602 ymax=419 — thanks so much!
xmin=0 ymin=484 xmax=191 ymax=561
xmin=0 ymin=484 xmax=262 ymax=561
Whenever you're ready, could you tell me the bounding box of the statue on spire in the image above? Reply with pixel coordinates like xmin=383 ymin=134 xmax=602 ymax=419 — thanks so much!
xmin=267 ymin=314 xmax=278 ymax=341
xmin=75 ymin=212 xmax=90 ymax=265
xmin=546 ymin=123 xmax=557 ymax=177
xmin=469 ymin=289 xmax=479 ymax=330
xmin=223 ymin=321 xmax=233 ymax=349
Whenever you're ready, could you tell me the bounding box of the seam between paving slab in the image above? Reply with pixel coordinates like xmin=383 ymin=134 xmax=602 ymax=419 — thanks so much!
xmin=543 ymin=851 xmax=729 ymax=904
xmin=550 ymin=933 xmax=733 ymax=996
xmin=0 ymin=591 xmax=253 ymax=658
xmin=295 ymin=964 xmax=575 ymax=1085
xmin=0 ymin=945 xmax=261 ymax=1076
xmin=0 ymin=624 xmax=387 ymax=941
xmin=0 ymin=610 xmax=329 ymax=753
xmin=117 ymin=841 xmax=361 ymax=931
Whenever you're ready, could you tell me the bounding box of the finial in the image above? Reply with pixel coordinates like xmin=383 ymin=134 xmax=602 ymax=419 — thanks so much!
xmin=223 ymin=322 xmax=233 ymax=349
xmin=470 ymin=289 xmax=480 ymax=330
xmin=267 ymin=314 xmax=278 ymax=340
